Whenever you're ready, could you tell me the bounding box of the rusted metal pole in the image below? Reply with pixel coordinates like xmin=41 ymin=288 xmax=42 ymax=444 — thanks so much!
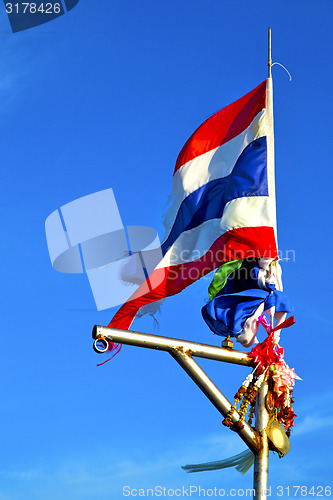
xmin=93 ymin=325 xmax=271 ymax=482
xmin=93 ymin=325 xmax=259 ymax=454
xmin=171 ymin=348 xmax=259 ymax=454
xmin=93 ymin=325 xmax=253 ymax=366
xmin=268 ymin=27 xmax=272 ymax=78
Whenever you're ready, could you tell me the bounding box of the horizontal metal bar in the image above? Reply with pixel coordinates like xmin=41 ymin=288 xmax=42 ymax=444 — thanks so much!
xmin=93 ymin=325 xmax=253 ymax=366
xmin=171 ymin=349 xmax=260 ymax=454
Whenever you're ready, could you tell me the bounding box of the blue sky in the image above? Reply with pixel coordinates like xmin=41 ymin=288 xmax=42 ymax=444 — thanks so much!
xmin=1 ymin=1 xmax=333 ymax=499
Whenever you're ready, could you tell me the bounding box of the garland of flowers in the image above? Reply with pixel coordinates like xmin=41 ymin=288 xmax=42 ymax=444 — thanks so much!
xmin=248 ymin=314 xmax=299 ymax=435
xmin=223 ymin=314 xmax=300 ymax=436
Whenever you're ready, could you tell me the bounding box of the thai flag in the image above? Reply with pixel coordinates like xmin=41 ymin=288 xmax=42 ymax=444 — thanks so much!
xmin=109 ymin=79 xmax=278 ymax=330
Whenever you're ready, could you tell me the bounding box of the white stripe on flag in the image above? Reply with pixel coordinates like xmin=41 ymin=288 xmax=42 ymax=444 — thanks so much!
xmin=158 ymin=196 xmax=276 ymax=268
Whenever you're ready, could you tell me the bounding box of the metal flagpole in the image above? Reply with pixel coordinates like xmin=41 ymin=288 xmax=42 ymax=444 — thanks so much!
xmin=268 ymin=27 xmax=272 ymax=78
xmin=253 ymin=381 xmax=270 ymax=498
xmin=92 ymin=29 xmax=282 ymax=496
xmin=252 ymin=27 xmax=274 ymax=498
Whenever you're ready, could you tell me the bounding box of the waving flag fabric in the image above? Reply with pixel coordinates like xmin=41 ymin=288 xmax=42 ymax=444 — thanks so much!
xmin=109 ymin=79 xmax=278 ymax=330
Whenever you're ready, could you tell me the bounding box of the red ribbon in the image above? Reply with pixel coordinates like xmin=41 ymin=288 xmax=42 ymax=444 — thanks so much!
xmin=270 ymin=315 xmax=295 ymax=333
xmin=97 ymin=341 xmax=122 ymax=367
xmin=248 ymin=315 xmax=295 ymax=371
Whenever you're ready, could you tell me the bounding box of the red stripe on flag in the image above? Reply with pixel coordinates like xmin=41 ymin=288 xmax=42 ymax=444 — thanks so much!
xmin=174 ymin=81 xmax=267 ymax=175
xmin=109 ymin=226 xmax=277 ymax=330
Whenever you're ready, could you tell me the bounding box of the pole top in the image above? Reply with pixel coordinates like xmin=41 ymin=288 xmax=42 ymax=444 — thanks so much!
xmin=268 ymin=27 xmax=272 ymax=78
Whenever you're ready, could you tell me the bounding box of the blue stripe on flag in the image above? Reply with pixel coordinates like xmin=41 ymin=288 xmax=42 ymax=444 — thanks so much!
xmin=162 ymin=137 xmax=268 ymax=254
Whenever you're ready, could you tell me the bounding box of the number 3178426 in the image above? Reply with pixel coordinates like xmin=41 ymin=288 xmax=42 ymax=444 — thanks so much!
xmin=5 ymin=3 xmax=62 ymax=14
